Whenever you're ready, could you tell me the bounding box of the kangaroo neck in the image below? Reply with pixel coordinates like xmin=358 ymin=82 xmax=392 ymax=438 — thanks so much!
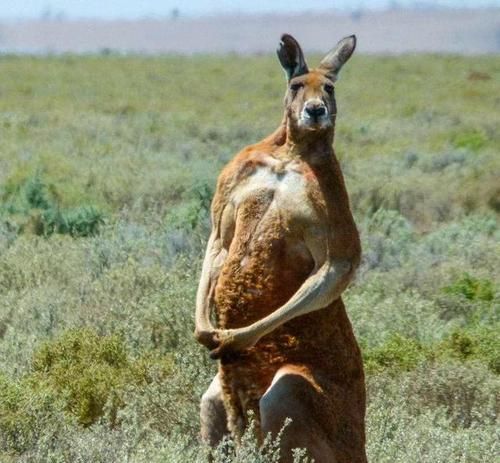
xmin=284 ymin=120 xmax=335 ymax=164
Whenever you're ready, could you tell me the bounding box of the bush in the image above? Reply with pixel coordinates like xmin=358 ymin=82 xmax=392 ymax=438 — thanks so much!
xmin=0 ymin=328 xmax=174 ymax=455
xmin=0 ymin=175 xmax=105 ymax=238
xmin=367 ymin=398 xmax=498 ymax=463
xmin=210 ymin=417 xmax=312 ymax=463
xmin=0 ymin=371 xmax=65 ymax=454
xmin=439 ymin=326 xmax=500 ymax=373
xmin=362 ymin=324 xmax=500 ymax=375
xmin=30 ymin=329 xmax=173 ymax=426
xmin=363 ymin=334 xmax=428 ymax=374
xmin=360 ymin=208 xmax=415 ymax=272
xmin=452 ymin=130 xmax=488 ymax=152
xmin=40 ymin=205 xmax=105 ymax=237
xmin=443 ymin=273 xmax=495 ymax=302
xmin=347 ymin=287 xmax=450 ymax=347
xmin=368 ymin=361 xmax=499 ymax=430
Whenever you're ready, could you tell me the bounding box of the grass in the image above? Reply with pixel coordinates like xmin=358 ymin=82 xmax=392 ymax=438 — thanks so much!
xmin=0 ymin=53 xmax=498 ymax=462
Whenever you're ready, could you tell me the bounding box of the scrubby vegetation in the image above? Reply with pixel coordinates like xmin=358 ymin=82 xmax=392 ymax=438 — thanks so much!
xmin=1 ymin=174 xmax=104 ymax=237
xmin=0 ymin=54 xmax=498 ymax=462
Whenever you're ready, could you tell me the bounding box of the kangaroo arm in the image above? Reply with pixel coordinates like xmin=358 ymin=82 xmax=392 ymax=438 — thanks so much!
xmin=194 ymin=232 xmax=221 ymax=347
xmin=210 ymin=258 xmax=356 ymax=358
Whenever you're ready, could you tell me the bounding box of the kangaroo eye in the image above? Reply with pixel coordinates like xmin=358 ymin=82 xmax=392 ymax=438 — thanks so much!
xmin=290 ymin=82 xmax=303 ymax=92
xmin=324 ymin=84 xmax=334 ymax=94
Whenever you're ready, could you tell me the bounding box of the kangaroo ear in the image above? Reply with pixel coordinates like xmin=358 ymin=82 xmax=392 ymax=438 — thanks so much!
xmin=319 ymin=35 xmax=356 ymax=79
xmin=277 ymin=34 xmax=309 ymax=81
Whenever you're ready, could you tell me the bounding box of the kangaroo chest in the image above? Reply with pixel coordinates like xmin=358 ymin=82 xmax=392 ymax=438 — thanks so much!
xmin=218 ymin=156 xmax=329 ymax=275
xmin=214 ymin=155 xmax=332 ymax=327
xmin=230 ymin=158 xmax=321 ymax=226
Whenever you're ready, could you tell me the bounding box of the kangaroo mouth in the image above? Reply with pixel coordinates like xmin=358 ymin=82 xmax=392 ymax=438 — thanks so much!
xmin=299 ymin=115 xmax=331 ymax=130
xmin=298 ymin=106 xmax=337 ymax=130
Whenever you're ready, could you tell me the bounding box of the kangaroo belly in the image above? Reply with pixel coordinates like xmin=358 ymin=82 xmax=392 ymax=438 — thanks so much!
xmin=214 ymin=205 xmax=314 ymax=329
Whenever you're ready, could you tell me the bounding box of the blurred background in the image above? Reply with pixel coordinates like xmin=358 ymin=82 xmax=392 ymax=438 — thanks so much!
xmin=0 ymin=0 xmax=499 ymax=54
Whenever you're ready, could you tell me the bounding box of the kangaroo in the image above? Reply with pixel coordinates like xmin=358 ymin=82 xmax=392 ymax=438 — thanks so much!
xmin=195 ymin=33 xmax=366 ymax=463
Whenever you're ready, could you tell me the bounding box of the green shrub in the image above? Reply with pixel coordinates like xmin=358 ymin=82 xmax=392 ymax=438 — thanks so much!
xmin=348 ymin=287 xmax=450 ymax=347
xmin=0 ymin=371 xmax=64 ymax=454
xmin=166 ymin=180 xmax=212 ymax=231
xmin=439 ymin=326 xmax=500 ymax=373
xmin=362 ymin=324 xmax=500 ymax=375
xmin=361 ymin=208 xmax=415 ymax=272
xmin=363 ymin=334 xmax=428 ymax=374
xmin=210 ymin=417 xmax=312 ymax=463
xmin=0 ymin=175 xmax=105 ymax=237
xmin=41 ymin=205 xmax=105 ymax=237
xmin=452 ymin=130 xmax=488 ymax=151
xmin=367 ymin=387 xmax=498 ymax=462
xmin=23 ymin=174 xmax=52 ymax=210
xmin=30 ymin=329 xmax=173 ymax=427
xmin=0 ymin=328 xmax=174 ymax=454
xmin=368 ymin=361 xmax=499 ymax=431
xmin=443 ymin=273 xmax=495 ymax=302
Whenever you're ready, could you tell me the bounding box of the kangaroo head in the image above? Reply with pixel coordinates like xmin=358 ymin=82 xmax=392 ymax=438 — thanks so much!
xmin=277 ymin=34 xmax=356 ymax=135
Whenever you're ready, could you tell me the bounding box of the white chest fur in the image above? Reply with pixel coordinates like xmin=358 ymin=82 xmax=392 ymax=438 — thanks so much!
xmin=231 ymin=160 xmax=316 ymax=224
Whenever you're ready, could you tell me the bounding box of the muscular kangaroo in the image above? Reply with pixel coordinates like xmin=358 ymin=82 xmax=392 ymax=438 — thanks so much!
xmin=195 ymin=34 xmax=367 ymax=463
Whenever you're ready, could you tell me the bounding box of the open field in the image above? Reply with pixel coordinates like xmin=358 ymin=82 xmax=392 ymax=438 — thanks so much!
xmin=0 ymin=53 xmax=499 ymax=461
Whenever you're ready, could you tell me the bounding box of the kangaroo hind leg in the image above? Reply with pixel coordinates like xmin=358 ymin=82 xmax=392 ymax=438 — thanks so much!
xmin=200 ymin=373 xmax=229 ymax=447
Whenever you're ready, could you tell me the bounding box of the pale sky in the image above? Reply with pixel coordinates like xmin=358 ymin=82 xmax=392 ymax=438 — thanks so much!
xmin=1 ymin=0 xmax=498 ymax=20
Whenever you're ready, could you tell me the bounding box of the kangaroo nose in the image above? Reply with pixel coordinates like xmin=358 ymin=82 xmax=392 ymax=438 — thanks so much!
xmin=305 ymin=104 xmax=326 ymax=118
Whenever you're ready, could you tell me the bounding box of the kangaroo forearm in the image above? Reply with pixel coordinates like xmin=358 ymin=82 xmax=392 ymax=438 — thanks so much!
xmin=195 ymin=234 xmax=219 ymax=334
xmin=195 ymin=280 xmax=215 ymax=333
xmin=234 ymin=260 xmax=353 ymax=342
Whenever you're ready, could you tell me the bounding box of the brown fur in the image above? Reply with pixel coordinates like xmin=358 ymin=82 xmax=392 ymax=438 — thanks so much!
xmin=195 ymin=34 xmax=367 ymax=462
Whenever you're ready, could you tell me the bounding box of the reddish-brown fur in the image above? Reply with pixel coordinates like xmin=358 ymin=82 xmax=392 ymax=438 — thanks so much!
xmin=195 ymin=34 xmax=367 ymax=462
